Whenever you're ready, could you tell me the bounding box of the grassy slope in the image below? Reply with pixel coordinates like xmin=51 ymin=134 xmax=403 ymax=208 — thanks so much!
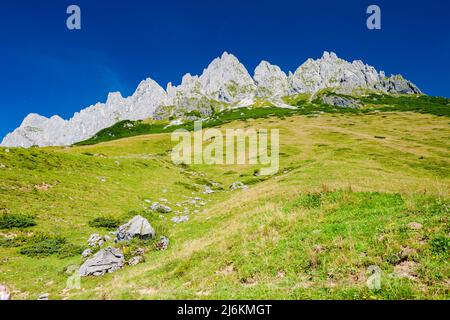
xmin=0 ymin=111 xmax=449 ymax=300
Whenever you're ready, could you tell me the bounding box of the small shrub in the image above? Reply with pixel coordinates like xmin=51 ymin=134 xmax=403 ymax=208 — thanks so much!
xmin=19 ymin=235 xmax=66 ymax=258
xmin=89 ymin=217 xmax=121 ymax=229
xmin=430 ymin=235 xmax=449 ymax=254
xmin=0 ymin=214 xmax=36 ymax=229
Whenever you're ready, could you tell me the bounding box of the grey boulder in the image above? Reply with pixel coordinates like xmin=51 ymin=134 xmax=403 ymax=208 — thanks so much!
xmin=79 ymin=247 xmax=125 ymax=277
xmin=116 ymin=215 xmax=155 ymax=241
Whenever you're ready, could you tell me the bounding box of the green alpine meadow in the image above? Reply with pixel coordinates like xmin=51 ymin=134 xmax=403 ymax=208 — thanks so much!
xmin=0 ymin=91 xmax=449 ymax=300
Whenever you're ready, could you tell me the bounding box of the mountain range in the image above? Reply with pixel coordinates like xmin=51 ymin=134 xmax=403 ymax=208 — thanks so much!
xmin=1 ymin=51 xmax=421 ymax=148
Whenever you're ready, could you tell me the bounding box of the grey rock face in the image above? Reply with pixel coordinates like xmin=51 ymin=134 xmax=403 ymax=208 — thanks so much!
xmin=116 ymin=215 xmax=155 ymax=241
xmin=321 ymin=95 xmax=361 ymax=109
xmin=79 ymin=247 xmax=125 ymax=277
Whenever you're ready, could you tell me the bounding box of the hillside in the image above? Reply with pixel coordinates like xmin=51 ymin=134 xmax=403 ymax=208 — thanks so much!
xmin=0 ymin=108 xmax=449 ymax=300
xmin=1 ymin=51 xmax=423 ymax=148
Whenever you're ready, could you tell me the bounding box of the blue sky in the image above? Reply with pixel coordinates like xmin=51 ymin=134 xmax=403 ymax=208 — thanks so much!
xmin=0 ymin=0 xmax=449 ymax=138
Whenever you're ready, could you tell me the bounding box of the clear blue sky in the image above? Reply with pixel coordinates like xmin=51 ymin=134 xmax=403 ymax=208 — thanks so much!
xmin=0 ymin=0 xmax=449 ymax=138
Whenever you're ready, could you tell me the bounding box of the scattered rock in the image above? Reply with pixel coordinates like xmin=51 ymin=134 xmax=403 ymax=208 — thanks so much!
xmin=230 ymin=181 xmax=248 ymax=190
xmin=116 ymin=215 xmax=155 ymax=241
xmin=79 ymin=247 xmax=125 ymax=277
xmin=156 ymin=236 xmax=169 ymax=251
xmin=0 ymin=164 xmax=6 ymax=169
xmin=0 ymin=284 xmax=11 ymax=300
xmin=321 ymin=95 xmax=360 ymax=109
xmin=407 ymin=222 xmax=423 ymax=230
xmin=87 ymin=234 xmax=105 ymax=247
xmin=128 ymin=256 xmax=144 ymax=266
xmin=65 ymin=265 xmax=79 ymax=275
xmin=150 ymin=202 xmax=172 ymax=213
xmin=216 ymin=265 xmax=234 ymax=275
xmin=171 ymin=216 xmax=189 ymax=224
xmin=81 ymin=248 xmax=92 ymax=258
xmin=203 ymin=186 xmax=215 ymax=194
xmin=34 ymin=182 xmax=53 ymax=191
xmin=38 ymin=293 xmax=49 ymax=300
xmin=98 ymin=176 xmax=107 ymax=183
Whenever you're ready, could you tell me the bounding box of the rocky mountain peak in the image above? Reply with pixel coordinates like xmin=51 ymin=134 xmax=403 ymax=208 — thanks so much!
xmin=1 ymin=51 xmax=422 ymax=148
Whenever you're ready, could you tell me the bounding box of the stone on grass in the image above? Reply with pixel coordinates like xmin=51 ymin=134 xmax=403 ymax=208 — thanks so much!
xmin=128 ymin=256 xmax=144 ymax=266
xmin=87 ymin=234 xmax=104 ymax=247
xmin=79 ymin=247 xmax=125 ymax=277
xmin=150 ymin=202 xmax=172 ymax=213
xmin=116 ymin=215 xmax=155 ymax=241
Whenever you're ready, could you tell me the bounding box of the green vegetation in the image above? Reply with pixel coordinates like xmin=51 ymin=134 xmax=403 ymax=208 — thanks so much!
xmin=0 ymin=214 xmax=36 ymax=230
xmin=89 ymin=217 xmax=121 ymax=230
xmin=0 ymin=99 xmax=449 ymax=299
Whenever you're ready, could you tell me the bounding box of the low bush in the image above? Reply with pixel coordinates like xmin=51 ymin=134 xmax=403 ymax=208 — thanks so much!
xmin=89 ymin=217 xmax=121 ymax=229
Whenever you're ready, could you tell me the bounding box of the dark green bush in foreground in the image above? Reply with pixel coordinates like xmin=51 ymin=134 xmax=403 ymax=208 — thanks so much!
xmin=0 ymin=214 xmax=36 ymax=229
